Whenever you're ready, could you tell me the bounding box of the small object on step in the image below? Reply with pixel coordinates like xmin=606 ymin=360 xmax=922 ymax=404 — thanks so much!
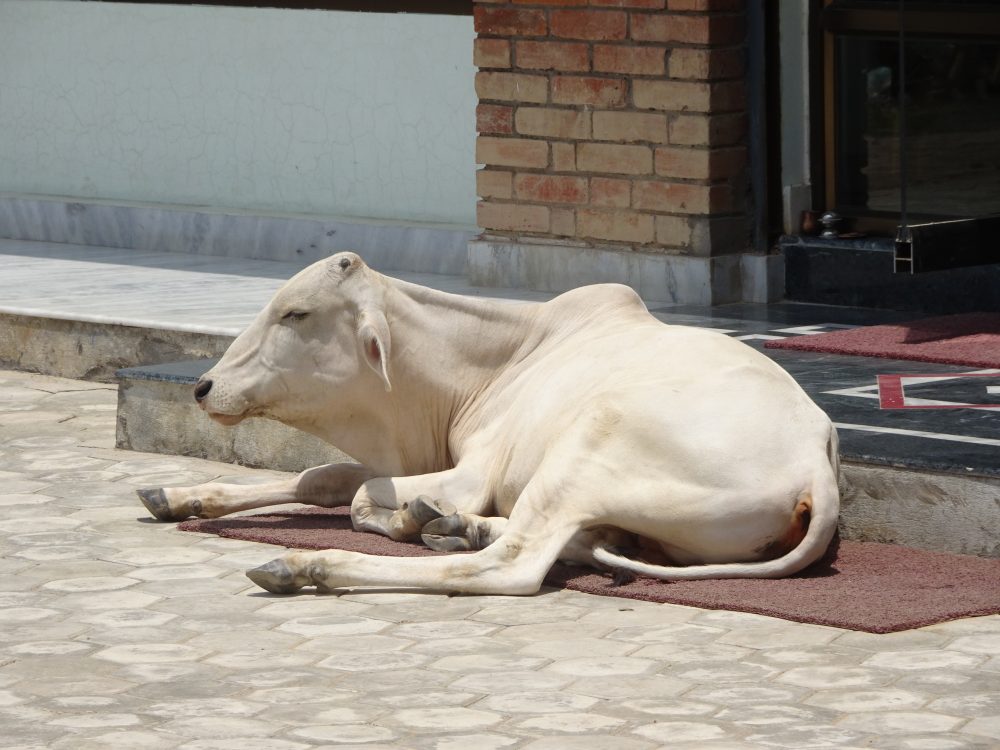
xmin=819 ymin=211 xmax=842 ymax=238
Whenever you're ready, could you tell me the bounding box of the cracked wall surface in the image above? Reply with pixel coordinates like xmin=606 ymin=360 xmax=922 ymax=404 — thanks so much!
xmin=0 ymin=1 xmax=477 ymax=226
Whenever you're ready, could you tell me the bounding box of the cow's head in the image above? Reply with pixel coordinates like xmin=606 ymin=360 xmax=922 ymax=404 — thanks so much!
xmin=194 ymin=252 xmax=391 ymax=427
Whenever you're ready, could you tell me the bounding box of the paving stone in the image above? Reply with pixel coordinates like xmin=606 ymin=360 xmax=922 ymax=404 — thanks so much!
xmin=871 ymin=736 xmax=995 ymax=749
xmin=382 ymin=706 xmax=503 ymax=732
xmin=475 ymin=691 xmax=598 ymax=714
xmin=805 ymin=687 xmax=931 ymax=713
xmin=0 ymin=621 xmax=90 ymax=643
xmin=895 ymin=669 xmax=1000 ymax=693
xmin=295 ymin=633 xmax=414 ymax=654
xmin=404 ymin=635 xmax=519 ymax=657
xmin=333 ymin=666 xmax=455 ymax=694
xmin=498 ymin=621 xmax=611 ymax=642
xmin=777 ymin=665 xmax=897 ymax=689
xmin=518 ymin=636 xmax=638 ymax=659
xmin=390 ymin=619 xmax=499 ymax=640
xmin=204 ymin=649 xmax=321 ymax=671
xmin=410 ymin=733 xmax=519 ymax=750
xmin=142 ymin=697 xmax=268 ymax=719
xmin=6 ymin=640 xmax=94 ymax=657
xmin=469 ymin=602 xmax=588 ymax=626
xmin=716 ymin=621 xmax=841 ymax=649
xmin=928 ymin=692 xmax=1000 ymax=717
xmin=743 ymin=724 xmax=864 ymax=748
xmin=277 ymin=614 xmax=391 ymax=638
xmin=157 ymin=716 xmax=281 ymax=739
xmin=961 ymin=715 xmax=1000 ymax=741
xmin=0 ymin=492 xmax=56 ymax=506
xmin=618 ymin=697 xmax=718 ymax=717
xmin=838 ymin=710 xmax=965 ymax=734
xmin=51 ymin=589 xmax=162 ymax=611
xmin=685 ymin=684 xmax=807 ymax=705
xmin=864 ymin=650 xmax=986 ymax=671
xmin=287 ymin=724 xmax=398 ymax=744
xmin=633 ymin=719 xmax=734 ymax=743
xmin=671 ymin=661 xmax=780 ymax=684
xmin=451 ymin=670 xmax=574 ymax=695
xmin=432 ymin=652 xmax=548 ymax=673
xmin=577 ymin=602 xmax=702 ymax=628
xmin=362 ymin=599 xmax=485 ymax=624
xmin=47 ymin=712 xmax=145 ymax=728
xmin=374 ymin=690 xmax=480 ymax=709
xmin=0 ymin=516 xmax=83 ymax=533
xmin=516 ymin=711 xmax=625 ymax=733
xmin=95 ymin=643 xmax=213 ymax=665
xmin=319 ymin=650 xmax=431 ymax=672
xmin=38 ymin=469 xmax=127 ymax=484
xmin=254 ymin=596 xmax=373 ymax=620
xmin=566 ymin=674 xmax=692 ymax=700
xmin=42 ymin=575 xmax=140 ymax=592
xmin=1 ymin=370 xmax=998 ymax=749
xmin=180 ymin=740 xmax=311 ymax=750
xmin=948 ymin=634 xmax=1000 ymax=656
xmin=49 ymin=729 xmax=186 ymax=750
xmin=183 ymin=629 xmax=305 ymax=652
xmin=610 ymin=622 xmax=727 ymax=645
xmin=632 ymin=641 xmax=750 ymax=662
xmin=744 ymin=645 xmax=870 ymax=668
xmin=521 ymin=736 xmax=655 ymax=750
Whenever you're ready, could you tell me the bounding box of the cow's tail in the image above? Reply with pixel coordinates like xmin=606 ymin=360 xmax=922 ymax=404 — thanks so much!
xmin=592 ymin=427 xmax=841 ymax=581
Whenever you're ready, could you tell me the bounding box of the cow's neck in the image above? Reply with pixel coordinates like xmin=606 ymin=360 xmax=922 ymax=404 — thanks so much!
xmin=375 ymin=276 xmax=538 ymax=474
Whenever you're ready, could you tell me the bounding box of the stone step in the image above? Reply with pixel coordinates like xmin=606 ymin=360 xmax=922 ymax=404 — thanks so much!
xmin=117 ymin=358 xmax=1000 ymax=559
xmin=780 ymin=235 xmax=1000 ymax=314
xmin=117 ymin=359 xmax=352 ymax=472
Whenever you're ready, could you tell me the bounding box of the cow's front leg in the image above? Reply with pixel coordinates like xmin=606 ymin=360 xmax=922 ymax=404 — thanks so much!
xmin=247 ymin=523 xmax=579 ymax=596
xmin=137 ymin=462 xmax=376 ymax=521
xmin=421 ymin=513 xmax=508 ymax=552
xmin=247 ymin=473 xmax=592 ymax=595
xmin=350 ymin=467 xmax=489 ymax=542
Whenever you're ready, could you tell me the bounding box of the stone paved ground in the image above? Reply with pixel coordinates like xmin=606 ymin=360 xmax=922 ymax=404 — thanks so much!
xmin=1 ymin=369 xmax=999 ymax=750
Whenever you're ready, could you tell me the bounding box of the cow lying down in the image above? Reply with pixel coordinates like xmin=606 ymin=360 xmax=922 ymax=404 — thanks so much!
xmin=138 ymin=252 xmax=840 ymax=596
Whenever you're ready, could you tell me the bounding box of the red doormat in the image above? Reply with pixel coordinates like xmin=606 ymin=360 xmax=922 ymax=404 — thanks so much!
xmin=179 ymin=507 xmax=1000 ymax=634
xmin=764 ymin=312 xmax=1000 ymax=368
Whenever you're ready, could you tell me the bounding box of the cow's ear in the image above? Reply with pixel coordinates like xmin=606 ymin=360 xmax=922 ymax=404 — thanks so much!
xmin=358 ymin=308 xmax=392 ymax=392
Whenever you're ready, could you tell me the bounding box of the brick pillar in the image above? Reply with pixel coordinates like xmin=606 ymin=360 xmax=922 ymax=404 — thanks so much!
xmin=471 ymin=0 xmax=755 ymax=303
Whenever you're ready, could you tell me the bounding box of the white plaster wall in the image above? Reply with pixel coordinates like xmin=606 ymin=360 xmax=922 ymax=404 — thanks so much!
xmin=0 ymin=1 xmax=477 ymax=226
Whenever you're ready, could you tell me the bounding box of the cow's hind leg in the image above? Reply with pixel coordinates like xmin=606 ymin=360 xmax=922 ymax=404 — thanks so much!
xmin=137 ymin=462 xmax=375 ymax=521
xmin=247 ymin=479 xmax=586 ymax=596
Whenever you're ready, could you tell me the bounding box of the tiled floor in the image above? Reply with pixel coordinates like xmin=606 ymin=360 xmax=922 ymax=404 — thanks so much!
xmin=1 ymin=369 xmax=999 ymax=749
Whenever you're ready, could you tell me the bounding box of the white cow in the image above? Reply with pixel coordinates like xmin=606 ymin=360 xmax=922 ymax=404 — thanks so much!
xmin=138 ymin=252 xmax=840 ymax=595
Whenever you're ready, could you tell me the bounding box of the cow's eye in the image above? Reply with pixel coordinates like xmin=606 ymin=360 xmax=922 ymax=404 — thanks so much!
xmin=282 ymin=311 xmax=309 ymax=322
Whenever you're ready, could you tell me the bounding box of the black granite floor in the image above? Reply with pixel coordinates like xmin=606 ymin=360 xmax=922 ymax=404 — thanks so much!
xmin=121 ymin=301 xmax=1000 ymax=480
xmin=649 ymin=302 xmax=1000 ymax=478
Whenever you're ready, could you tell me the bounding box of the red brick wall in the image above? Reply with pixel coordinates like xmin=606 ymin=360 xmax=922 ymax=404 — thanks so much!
xmin=474 ymin=0 xmax=748 ymax=257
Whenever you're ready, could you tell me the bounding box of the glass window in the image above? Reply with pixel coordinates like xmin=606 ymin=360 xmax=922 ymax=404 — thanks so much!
xmin=834 ymin=35 xmax=1000 ymax=217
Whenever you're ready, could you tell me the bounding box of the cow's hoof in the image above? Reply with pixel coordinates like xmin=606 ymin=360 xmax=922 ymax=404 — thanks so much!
xmin=406 ymin=495 xmax=457 ymax=527
xmin=136 ymin=488 xmax=177 ymax=522
xmin=246 ymin=560 xmax=302 ymax=594
xmin=421 ymin=533 xmax=474 ymax=553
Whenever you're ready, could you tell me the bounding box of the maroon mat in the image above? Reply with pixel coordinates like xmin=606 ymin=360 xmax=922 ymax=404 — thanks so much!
xmin=180 ymin=506 xmax=1000 ymax=633
xmin=764 ymin=312 xmax=1000 ymax=368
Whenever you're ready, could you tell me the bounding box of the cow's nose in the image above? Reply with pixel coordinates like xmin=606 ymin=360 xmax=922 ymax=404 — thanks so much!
xmin=194 ymin=378 xmax=213 ymax=403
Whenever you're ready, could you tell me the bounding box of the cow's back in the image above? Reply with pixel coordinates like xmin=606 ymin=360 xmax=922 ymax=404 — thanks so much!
xmin=452 ymin=284 xmax=832 ymax=516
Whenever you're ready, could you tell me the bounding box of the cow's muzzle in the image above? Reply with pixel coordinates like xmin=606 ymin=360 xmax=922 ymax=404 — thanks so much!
xmin=194 ymin=378 xmax=213 ymax=404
